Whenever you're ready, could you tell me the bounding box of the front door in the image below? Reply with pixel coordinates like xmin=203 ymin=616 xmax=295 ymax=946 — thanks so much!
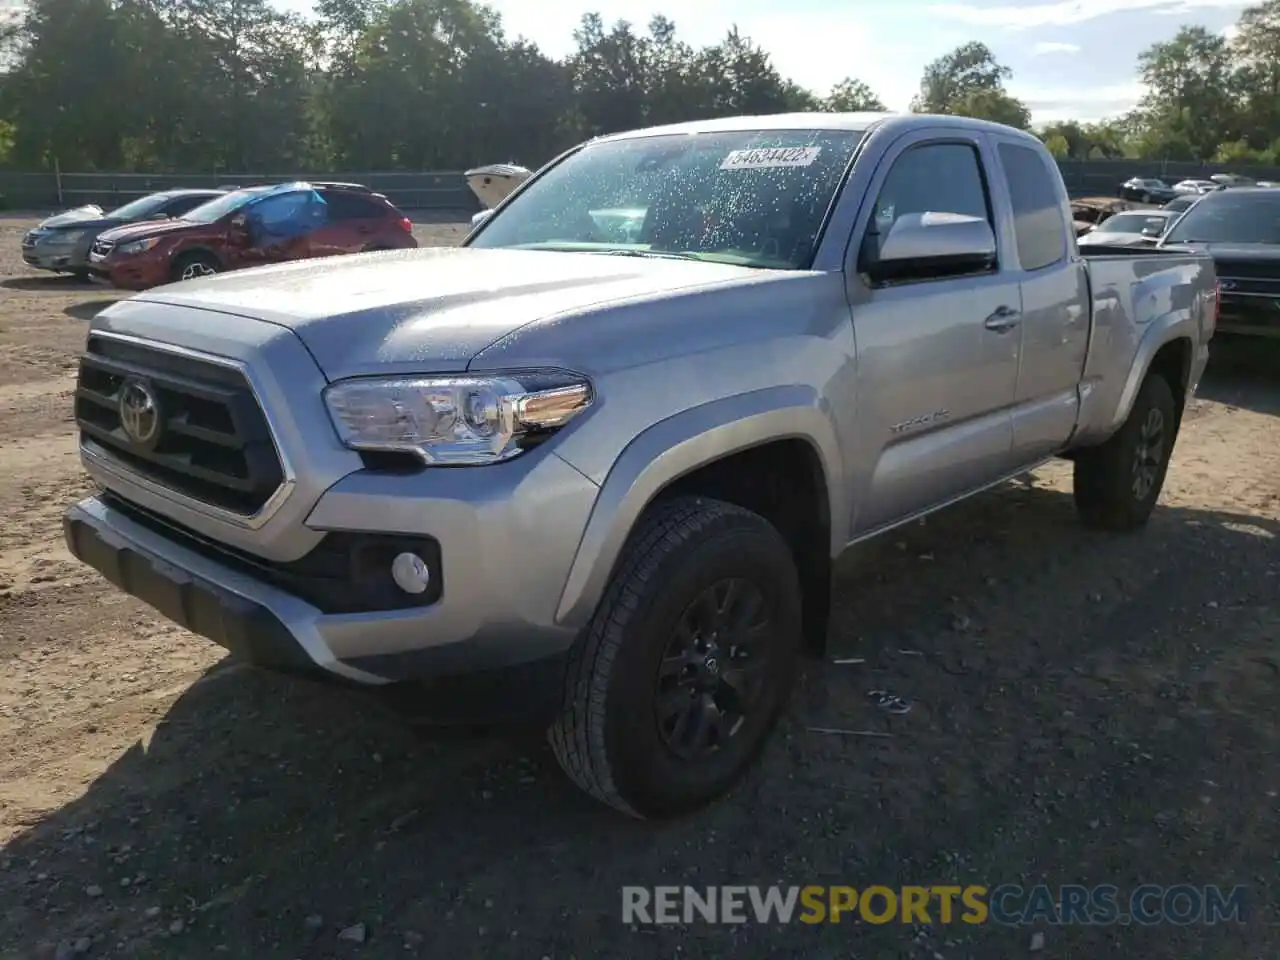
xmin=228 ymin=190 xmax=319 ymax=270
xmin=989 ymin=137 xmax=1089 ymax=463
xmin=845 ymin=133 xmax=1024 ymax=538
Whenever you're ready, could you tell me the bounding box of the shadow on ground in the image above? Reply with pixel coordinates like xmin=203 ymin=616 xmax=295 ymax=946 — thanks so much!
xmin=3 ymin=474 xmax=1276 ymax=959
xmin=1 ymin=275 xmax=95 ymax=292
xmin=63 ymin=300 xmax=121 ymax=322
xmin=1198 ymin=335 xmax=1280 ymax=416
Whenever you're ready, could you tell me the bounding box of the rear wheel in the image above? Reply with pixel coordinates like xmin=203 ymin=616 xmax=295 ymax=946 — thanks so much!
xmin=1073 ymin=373 xmax=1178 ymax=531
xmin=170 ymin=252 xmax=220 ymax=283
xmin=548 ymin=496 xmax=802 ymax=819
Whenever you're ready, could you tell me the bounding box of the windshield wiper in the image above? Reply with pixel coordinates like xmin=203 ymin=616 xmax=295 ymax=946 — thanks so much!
xmin=595 ymin=249 xmax=705 ymax=262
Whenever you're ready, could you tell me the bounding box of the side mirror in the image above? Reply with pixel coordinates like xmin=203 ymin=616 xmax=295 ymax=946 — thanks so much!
xmin=862 ymin=212 xmax=996 ymax=284
xmin=471 ymin=209 xmax=493 ymax=229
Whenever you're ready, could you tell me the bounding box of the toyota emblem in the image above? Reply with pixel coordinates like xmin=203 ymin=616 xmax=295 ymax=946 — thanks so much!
xmin=1219 ymin=280 xmax=1238 ymax=291
xmin=119 ymin=379 xmax=161 ymax=447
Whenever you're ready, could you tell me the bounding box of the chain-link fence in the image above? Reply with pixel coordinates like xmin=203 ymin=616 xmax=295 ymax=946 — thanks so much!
xmin=4 ymin=159 xmax=1280 ymax=212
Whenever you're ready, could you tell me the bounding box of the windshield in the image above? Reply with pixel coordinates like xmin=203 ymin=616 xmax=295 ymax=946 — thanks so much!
xmin=181 ymin=187 xmax=271 ymax=224
xmin=467 ymin=128 xmax=866 ymax=269
xmin=1098 ymin=213 xmax=1169 ymax=234
xmin=106 ymin=194 xmax=173 ymax=220
xmin=1163 ymin=191 xmax=1280 ymax=244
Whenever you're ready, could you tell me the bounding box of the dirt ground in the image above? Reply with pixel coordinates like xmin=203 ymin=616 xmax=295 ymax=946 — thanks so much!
xmin=0 ymin=212 xmax=1277 ymax=959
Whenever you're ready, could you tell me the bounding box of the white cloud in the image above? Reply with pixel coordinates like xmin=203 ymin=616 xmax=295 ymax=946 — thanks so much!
xmin=1012 ymin=80 xmax=1146 ymax=122
xmin=1031 ymin=41 xmax=1082 ymax=54
xmin=928 ymin=0 xmax=1247 ymax=30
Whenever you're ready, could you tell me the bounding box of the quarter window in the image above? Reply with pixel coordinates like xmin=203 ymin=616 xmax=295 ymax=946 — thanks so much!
xmin=999 ymin=142 xmax=1068 ymax=271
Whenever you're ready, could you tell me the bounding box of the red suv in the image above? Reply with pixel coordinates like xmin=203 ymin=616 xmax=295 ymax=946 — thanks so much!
xmin=87 ymin=181 xmax=418 ymax=290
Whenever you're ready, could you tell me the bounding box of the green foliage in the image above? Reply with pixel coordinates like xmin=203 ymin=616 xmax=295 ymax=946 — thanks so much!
xmin=1042 ymin=133 xmax=1070 ymax=159
xmin=822 ymin=78 xmax=886 ymax=113
xmin=0 ymin=0 xmax=1279 ymax=171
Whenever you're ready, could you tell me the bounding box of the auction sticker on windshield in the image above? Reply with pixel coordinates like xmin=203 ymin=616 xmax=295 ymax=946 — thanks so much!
xmin=720 ymin=147 xmax=821 ymax=170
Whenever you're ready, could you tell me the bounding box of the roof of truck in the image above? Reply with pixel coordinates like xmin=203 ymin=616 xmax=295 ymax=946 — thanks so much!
xmin=596 ymin=111 xmax=1044 ymax=145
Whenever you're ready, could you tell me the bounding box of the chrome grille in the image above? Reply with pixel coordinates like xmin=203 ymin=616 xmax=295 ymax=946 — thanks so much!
xmin=89 ymin=237 xmax=115 ymax=258
xmin=74 ymin=335 xmax=285 ymax=515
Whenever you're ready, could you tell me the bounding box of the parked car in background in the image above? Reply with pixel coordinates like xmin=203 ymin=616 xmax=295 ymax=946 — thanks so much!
xmin=465 ymin=163 xmax=532 ymax=209
xmin=64 ymin=112 xmax=1216 ymax=818
xmin=1070 ymin=197 xmax=1134 ymax=236
xmin=1172 ymin=179 xmax=1217 ymax=195
xmin=1159 ymin=186 xmax=1280 ymax=339
xmin=87 ymin=181 xmax=417 ymax=290
xmin=21 ymin=189 xmax=226 ymax=279
xmin=1118 ymin=177 xmax=1177 ymax=203
xmin=1163 ymin=194 xmax=1201 ymax=214
xmin=1210 ymin=173 xmax=1255 ymax=188
xmin=1077 ymin=210 xmax=1176 ymax=248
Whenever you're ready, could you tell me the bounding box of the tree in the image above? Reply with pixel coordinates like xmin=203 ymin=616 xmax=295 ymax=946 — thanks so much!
xmin=948 ymin=88 xmax=1030 ymax=129
xmin=1042 ymin=133 xmax=1070 ymax=159
xmin=822 ymin=77 xmax=885 ymax=112
xmin=1231 ymin=0 xmax=1280 ymax=149
xmin=911 ymin=41 xmax=1009 ymax=113
xmin=1133 ymin=25 xmax=1237 ymax=160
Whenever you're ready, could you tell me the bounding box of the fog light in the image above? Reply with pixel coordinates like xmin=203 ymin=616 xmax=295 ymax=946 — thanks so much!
xmin=390 ymin=552 xmax=431 ymax=594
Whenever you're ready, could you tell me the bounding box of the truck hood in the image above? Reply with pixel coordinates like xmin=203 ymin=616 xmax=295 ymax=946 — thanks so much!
xmin=125 ymin=247 xmax=771 ymax=378
xmin=1158 ymin=242 xmax=1280 ymax=261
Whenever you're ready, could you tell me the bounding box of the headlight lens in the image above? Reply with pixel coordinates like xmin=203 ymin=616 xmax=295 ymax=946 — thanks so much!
xmin=322 ymin=370 xmax=593 ymax=465
xmin=119 ymin=237 xmax=160 ymax=255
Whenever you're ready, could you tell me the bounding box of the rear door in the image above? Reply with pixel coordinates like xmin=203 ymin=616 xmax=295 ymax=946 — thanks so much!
xmin=845 ymin=130 xmax=1025 ymax=537
xmin=988 ymin=136 xmax=1090 ymax=464
xmin=309 ymin=191 xmax=393 ymax=257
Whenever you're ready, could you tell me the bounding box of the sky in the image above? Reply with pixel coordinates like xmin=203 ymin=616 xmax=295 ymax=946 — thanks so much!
xmin=480 ymin=0 xmax=1254 ymax=124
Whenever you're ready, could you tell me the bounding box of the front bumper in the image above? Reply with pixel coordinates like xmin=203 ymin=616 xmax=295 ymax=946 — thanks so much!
xmin=22 ymin=245 xmax=88 ymax=272
xmin=1217 ymin=295 xmax=1280 ymax=338
xmin=87 ymin=257 xmax=162 ymax=290
xmin=63 ymin=492 xmax=584 ymax=723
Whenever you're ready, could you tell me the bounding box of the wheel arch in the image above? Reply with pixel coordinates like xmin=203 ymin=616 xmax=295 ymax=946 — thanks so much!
xmin=554 ymin=387 xmax=844 ymax=655
xmin=171 ymin=246 xmax=224 ymax=271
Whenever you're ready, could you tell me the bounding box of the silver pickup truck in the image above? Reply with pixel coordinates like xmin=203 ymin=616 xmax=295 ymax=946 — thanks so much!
xmin=63 ymin=113 xmax=1217 ymax=819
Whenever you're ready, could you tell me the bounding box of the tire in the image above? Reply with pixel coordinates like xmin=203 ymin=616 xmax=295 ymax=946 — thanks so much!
xmin=1073 ymin=373 xmax=1178 ymax=531
xmin=170 ymin=252 xmax=220 ymax=283
xmin=548 ymin=496 xmax=803 ymax=819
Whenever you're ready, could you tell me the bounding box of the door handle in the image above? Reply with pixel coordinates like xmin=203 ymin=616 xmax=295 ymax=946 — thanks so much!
xmin=984 ymin=306 xmax=1021 ymax=333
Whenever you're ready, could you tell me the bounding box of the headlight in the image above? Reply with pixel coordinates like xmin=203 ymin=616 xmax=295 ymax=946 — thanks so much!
xmin=118 ymin=237 xmax=160 ymax=255
xmin=322 ymin=370 xmax=593 ymax=465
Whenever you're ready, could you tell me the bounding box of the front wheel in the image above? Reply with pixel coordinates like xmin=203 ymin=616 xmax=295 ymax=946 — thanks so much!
xmin=548 ymin=496 xmax=802 ymax=819
xmin=1072 ymin=373 xmax=1178 ymax=531
xmin=170 ymin=252 xmax=220 ymax=283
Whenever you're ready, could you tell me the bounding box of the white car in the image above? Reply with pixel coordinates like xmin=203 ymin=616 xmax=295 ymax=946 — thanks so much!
xmin=1173 ymin=179 xmax=1217 ymax=195
xmin=1078 ymin=210 xmax=1176 ymax=247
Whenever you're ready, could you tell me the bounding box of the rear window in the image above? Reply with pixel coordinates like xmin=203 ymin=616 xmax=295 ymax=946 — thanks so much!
xmin=324 ymin=192 xmax=392 ymax=220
